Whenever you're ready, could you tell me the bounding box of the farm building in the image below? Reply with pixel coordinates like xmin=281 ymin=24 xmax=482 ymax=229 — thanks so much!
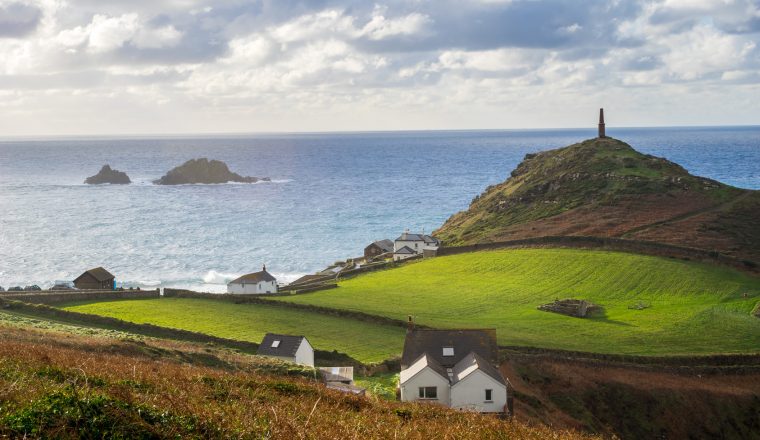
xmin=227 ymin=266 xmax=277 ymax=294
xmin=394 ymin=230 xmax=440 ymax=259
xmin=73 ymin=267 xmax=115 ymax=290
xmin=257 ymin=333 xmax=314 ymax=367
xmin=399 ymin=321 xmax=508 ymax=413
xmin=364 ymin=239 xmax=394 ymax=260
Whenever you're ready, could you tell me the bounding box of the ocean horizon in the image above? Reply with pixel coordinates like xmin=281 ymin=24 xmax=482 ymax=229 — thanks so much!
xmin=1 ymin=126 xmax=759 ymax=292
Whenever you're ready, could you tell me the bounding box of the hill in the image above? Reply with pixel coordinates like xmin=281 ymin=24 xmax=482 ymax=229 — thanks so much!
xmin=0 ymin=316 xmax=590 ymax=439
xmin=271 ymin=248 xmax=760 ymax=355
xmin=434 ymin=137 xmax=760 ymax=263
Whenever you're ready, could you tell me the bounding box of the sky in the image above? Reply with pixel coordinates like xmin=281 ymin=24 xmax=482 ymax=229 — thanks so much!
xmin=0 ymin=0 xmax=759 ymax=136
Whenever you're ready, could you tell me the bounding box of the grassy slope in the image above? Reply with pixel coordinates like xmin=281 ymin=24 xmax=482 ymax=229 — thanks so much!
xmin=0 ymin=324 xmax=592 ymax=439
xmin=272 ymin=249 xmax=760 ymax=355
xmin=61 ymin=298 xmax=404 ymax=363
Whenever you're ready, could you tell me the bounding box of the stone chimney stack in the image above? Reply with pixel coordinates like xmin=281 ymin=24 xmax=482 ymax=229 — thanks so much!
xmin=407 ymin=315 xmax=414 ymax=332
xmin=598 ymin=108 xmax=606 ymax=138
xmin=263 ymin=264 xmax=266 ymax=272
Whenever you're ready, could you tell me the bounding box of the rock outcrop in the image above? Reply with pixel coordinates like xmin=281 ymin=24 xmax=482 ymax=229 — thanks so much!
xmin=153 ymin=158 xmax=270 ymax=185
xmin=538 ymin=299 xmax=602 ymax=318
xmin=84 ymin=165 xmax=131 ymax=184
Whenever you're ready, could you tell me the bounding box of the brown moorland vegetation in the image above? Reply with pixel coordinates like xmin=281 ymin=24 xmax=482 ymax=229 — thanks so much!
xmin=0 ymin=323 xmax=594 ymax=439
xmin=435 ymin=137 xmax=760 ymax=263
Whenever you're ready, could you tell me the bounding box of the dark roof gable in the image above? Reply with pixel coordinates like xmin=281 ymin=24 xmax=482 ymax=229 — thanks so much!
xmin=367 ymin=239 xmax=394 ymax=253
xmin=229 ymin=269 xmax=276 ymax=284
xmin=401 ymin=328 xmax=499 ymax=369
xmin=74 ymin=267 xmax=115 ymax=283
xmin=256 ymin=333 xmax=310 ymax=358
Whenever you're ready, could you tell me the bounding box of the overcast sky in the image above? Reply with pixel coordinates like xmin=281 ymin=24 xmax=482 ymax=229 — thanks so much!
xmin=0 ymin=0 xmax=758 ymax=136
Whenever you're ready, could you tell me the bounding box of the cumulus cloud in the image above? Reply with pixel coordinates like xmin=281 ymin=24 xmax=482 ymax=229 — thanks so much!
xmin=0 ymin=1 xmax=42 ymax=37
xmin=0 ymin=0 xmax=758 ymax=135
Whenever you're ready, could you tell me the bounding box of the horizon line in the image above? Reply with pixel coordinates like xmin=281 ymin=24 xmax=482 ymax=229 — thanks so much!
xmin=1 ymin=123 xmax=758 ymax=142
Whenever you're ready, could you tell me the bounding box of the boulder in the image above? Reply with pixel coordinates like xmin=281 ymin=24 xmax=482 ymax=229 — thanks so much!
xmin=85 ymin=165 xmax=131 ymax=184
xmin=153 ymin=158 xmax=270 ymax=185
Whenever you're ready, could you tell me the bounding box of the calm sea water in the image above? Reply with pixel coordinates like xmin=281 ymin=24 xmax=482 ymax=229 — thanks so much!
xmin=1 ymin=126 xmax=758 ymax=292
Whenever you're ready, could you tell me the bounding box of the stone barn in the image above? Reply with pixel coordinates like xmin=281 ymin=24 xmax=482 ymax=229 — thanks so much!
xmin=73 ymin=267 xmax=115 ymax=290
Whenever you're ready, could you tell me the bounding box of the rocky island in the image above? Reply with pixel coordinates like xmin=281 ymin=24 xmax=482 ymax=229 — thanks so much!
xmin=153 ymin=158 xmax=270 ymax=185
xmin=84 ymin=165 xmax=131 ymax=184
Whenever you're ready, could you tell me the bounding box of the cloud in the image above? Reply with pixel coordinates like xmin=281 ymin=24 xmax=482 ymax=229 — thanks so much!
xmin=0 ymin=1 xmax=42 ymax=38
xmin=0 ymin=0 xmax=759 ymax=135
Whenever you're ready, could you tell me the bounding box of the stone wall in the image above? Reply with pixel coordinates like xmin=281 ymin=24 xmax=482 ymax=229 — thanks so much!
xmin=0 ymin=289 xmax=160 ymax=305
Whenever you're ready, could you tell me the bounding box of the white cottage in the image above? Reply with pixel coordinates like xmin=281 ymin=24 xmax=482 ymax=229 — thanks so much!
xmin=257 ymin=333 xmax=314 ymax=367
xmin=227 ymin=266 xmax=277 ymax=294
xmin=394 ymin=230 xmax=440 ymax=260
xmin=399 ymin=324 xmax=508 ymax=413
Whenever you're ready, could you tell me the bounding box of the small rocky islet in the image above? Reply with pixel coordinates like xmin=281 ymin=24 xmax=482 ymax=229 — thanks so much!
xmin=84 ymin=165 xmax=131 ymax=184
xmin=153 ymin=158 xmax=270 ymax=185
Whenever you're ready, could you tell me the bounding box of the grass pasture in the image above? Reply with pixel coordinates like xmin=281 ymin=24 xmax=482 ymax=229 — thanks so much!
xmin=272 ymin=249 xmax=760 ymax=355
xmin=61 ymin=298 xmax=404 ymax=363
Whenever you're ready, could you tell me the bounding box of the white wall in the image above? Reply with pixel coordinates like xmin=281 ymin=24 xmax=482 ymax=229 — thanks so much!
xmin=399 ymin=367 xmax=450 ymax=406
xmin=393 ymin=252 xmax=416 ymax=262
xmin=227 ymin=280 xmax=278 ymax=294
xmin=395 ymin=239 xmax=422 ymax=253
xmin=450 ymin=370 xmax=507 ymax=413
xmin=294 ymin=339 xmax=315 ymax=367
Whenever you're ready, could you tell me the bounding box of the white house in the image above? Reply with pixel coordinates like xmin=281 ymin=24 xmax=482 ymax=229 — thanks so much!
xmin=227 ymin=265 xmax=277 ymax=294
xmin=399 ymin=323 xmax=508 ymax=413
xmin=394 ymin=230 xmax=440 ymax=260
xmin=256 ymin=333 xmax=314 ymax=367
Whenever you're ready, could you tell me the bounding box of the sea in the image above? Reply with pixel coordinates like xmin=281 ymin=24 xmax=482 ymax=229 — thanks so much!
xmin=1 ymin=126 xmax=759 ymax=292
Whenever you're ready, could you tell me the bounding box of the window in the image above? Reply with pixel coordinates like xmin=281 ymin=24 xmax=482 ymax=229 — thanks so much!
xmin=418 ymin=386 xmax=437 ymax=399
xmin=442 ymin=347 xmax=454 ymax=357
xmin=485 ymin=389 xmax=493 ymax=402
xmin=271 ymin=340 xmax=281 ymax=348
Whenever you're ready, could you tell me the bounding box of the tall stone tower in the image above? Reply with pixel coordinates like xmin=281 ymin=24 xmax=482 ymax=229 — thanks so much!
xmin=598 ymin=108 xmax=606 ymax=138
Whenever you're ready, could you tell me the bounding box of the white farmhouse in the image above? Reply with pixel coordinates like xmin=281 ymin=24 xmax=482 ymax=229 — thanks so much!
xmin=399 ymin=323 xmax=508 ymax=413
xmin=256 ymin=333 xmax=314 ymax=367
xmin=394 ymin=230 xmax=440 ymax=260
xmin=227 ymin=265 xmax=277 ymax=294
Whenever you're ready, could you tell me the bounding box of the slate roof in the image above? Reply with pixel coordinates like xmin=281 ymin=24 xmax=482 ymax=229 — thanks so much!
xmin=369 ymin=239 xmax=394 ymax=253
xmin=229 ymin=269 xmax=276 ymax=284
xmin=256 ymin=333 xmax=309 ymax=358
xmin=451 ymin=351 xmax=506 ymax=386
xmin=401 ymin=328 xmax=499 ymax=369
xmin=74 ymin=267 xmax=114 ymax=283
xmin=394 ymin=246 xmax=416 ymax=255
xmin=395 ymin=233 xmax=440 ymax=245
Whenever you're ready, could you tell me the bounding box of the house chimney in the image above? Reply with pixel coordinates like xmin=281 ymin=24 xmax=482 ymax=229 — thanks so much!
xmin=598 ymin=108 xmax=606 ymax=138
xmin=262 ymin=264 xmax=266 ymax=272
xmin=407 ymin=315 xmax=414 ymax=332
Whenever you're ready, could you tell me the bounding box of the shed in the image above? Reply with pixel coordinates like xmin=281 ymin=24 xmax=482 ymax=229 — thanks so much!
xmin=257 ymin=333 xmax=314 ymax=367
xmin=364 ymin=239 xmax=394 ymax=260
xmin=73 ymin=267 xmax=115 ymax=290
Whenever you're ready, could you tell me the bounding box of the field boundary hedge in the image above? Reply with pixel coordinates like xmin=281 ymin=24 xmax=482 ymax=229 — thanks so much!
xmin=0 ymin=289 xmax=160 ymax=305
xmin=163 ymin=288 xmax=429 ymax=331
xmin=434 ymin=235 xmax=759 ymax=273
xmin=501 ymin=345 xmax=760 ymax=372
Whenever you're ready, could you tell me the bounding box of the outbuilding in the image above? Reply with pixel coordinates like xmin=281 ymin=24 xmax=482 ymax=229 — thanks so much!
xmin=364 ymin=239 xmax=394 ymax=260
xmin=73 ymin=267 xmax=115 ymax=290
xmin=257 ymin=333 xmax=314 ymax=367
xmin=227 ymin=266 xmax=277 ymax=294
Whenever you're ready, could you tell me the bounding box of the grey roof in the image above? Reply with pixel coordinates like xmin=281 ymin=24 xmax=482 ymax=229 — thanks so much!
xmin=367 ymin=239 xmax=394 ymax=253
xmin=401 ymin=328 xmax=499 ymax=369
xmin=395 ymin=246 xmax=416 ymax=254
xmin=451 ymin=351 xmax=506 ymax=386
xmin=395 ymin=232 xmax=440 ymax=245
xmin=256 ymin=333 xmax=309 ymax=357
xmin=229 ymin=269 xmax=276 ymax=284
xmin=402 ymin=352 xmax=450 ymax=383
xmin=74 ymin=267 xmax=115 ymax=283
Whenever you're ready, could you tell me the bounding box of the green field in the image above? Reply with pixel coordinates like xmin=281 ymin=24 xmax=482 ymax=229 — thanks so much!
xmin=271 ymin=249 xmax=760 ymax=355
xmin=61 ymin=298 xmax=404 ymax=363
